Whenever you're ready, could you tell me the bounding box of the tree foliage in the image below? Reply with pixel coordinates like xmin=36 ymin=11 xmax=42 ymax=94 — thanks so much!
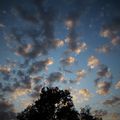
xmin=17 ymin=87 xmax=102 ymax=120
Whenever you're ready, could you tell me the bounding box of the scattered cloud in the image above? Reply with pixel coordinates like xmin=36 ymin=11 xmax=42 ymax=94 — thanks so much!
xmin=61 ymin=56 xmax=76 ymax=66
xmin=48 ymin=72 xmax=64 ymax=83
xmin=96 ymin=81 xmax=112 ymax=95
xmin=71 ymin=88 xmax=91 ymax=106
xmin=103 ymin=96 xmax=120 ymax=106
xmin=87 ymin=56 xmax=100 ymax=69
xmin=111 ymin=36 xmax=120 ymax=46
xmin=115 ymin=80 xmax=120 ymax=89
xmin=11 ymin=88 xmax=31 ymax=100
xmin=53 ymin=39 xmax=64 ymax=48
xmin=97 ymin=64 xmax=112 ymax=79
xmin=29 ymin=58 xmax=53 ymax=74
xmin=0 ymin=65 xmax=11 ymax=75
xmin=96 ymin=44 xmax=112 ymax=53
xmin=92 ymin=109 xmax=108 ymax=116
xmin=75 ymin=69 xmax=86 ymax=81
xmin=79 ymin=89 xmax=91 ymax=99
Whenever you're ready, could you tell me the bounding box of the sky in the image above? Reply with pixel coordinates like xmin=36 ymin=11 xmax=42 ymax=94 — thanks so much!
xmin=0 ymin=0 xmax=120 ymax=120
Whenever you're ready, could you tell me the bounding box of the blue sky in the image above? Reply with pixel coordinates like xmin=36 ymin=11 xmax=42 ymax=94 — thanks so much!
xmin=0 ymin=0 xmax=120 ymax=120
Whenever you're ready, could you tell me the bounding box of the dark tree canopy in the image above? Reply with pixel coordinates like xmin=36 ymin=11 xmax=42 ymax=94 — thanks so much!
xmin=17 ymin=87 xmax=79 ymax=120
xmin=17 ymin=87 xmax=102 ymax=120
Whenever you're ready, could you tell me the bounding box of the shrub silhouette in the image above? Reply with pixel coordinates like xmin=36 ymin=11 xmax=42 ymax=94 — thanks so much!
xmin=17 ymin=87 xmax=102 ymax=120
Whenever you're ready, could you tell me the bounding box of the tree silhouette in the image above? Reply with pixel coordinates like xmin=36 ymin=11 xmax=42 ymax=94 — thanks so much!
xmin=17 ymin=87 xmax=79 ymax=120
xmin=17 ymin=87 xmax=103 ymax=120
xmin=79 ymin=106 xmax=103 ymax=120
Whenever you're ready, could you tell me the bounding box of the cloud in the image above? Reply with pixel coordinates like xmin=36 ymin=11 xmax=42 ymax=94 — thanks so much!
xmin=115 ymin=80 xmax=120 ymax=89
xmin=111 ymin=36 xmax=120 ymax=46
xmin=11 ymin=88 xmax=31 ymax=100
xmin=70 ymin=88 xmax=91 ymax=106
xmin=75 ymin=69 xmax=86 ymax=81
xmin=96 ymin=81 xmax=112 ymax=95
xmin=96 ymin=44 xmax=112 ymax=53
xmin=0 ymin=23 xmax=5 ymax=28
xmin=100 ymin=18 xmax=120 ymax=46
xmin=29 ymin=58 xmax=53 ymax=74
xmin=79 ymin=89 xmax=91 ymax=99
xmin=87 ymin=56 xmax=100 ymax=69
xmin=0 ymin=65 xmax=11 ymax=75
xmin=103 ymin=96 xmax=120 ymax=106
xmin=61 ymin=56 xmax=76 ymax=66
xmin=92 ymin=109 xmax=108 ymax=116
xmin=15 ymin=44 xmax=33 ymax=57
xmin=30 ymin=75 xmax=44 ymax=84
xmin=0 ymin=100 xmax=16 ymax=120
xmin=65 ymin=19 xmax=74 ymax=30
xmin=97 ymin=64 xmax=112 ymax=79
xmin=48 ymin=72 xmax=64 ymax=83
xmin=4 ymin=0 xmax=59 ymax=59
xmin=53 ymin=39 xmax=64 ymax=47
xmin=64 ymin=7 xmax=87 ymax=55
xmin=65 ymin=37 xmax=87 ymax=54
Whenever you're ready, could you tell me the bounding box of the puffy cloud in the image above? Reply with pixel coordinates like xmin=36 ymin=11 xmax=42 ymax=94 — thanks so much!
xmin=48 ymin=72 xmax=64 ymax=82
xmin=100 ymin=18 xmax=120 ymax=47
xmin=100 ymin=18 xmax=120 ymax=38
xmin=111 ymin=36 xmax=120 ymax=46
xmin=97 ymin=64 xmax=112 ymax=79
xmin=53 ymin=39 xmax=64 ymax=47
xmin=96 ymin=81 xmax=112 ymax=95
xmin=64 ymin=8 xmax=87 ymax=55
xmin=65 ymin=37 xmax=87 ymax=54
xmin=70 ymin=88 xmax=91 ymax=106
xmin=29 ymin=58 xmax=53 ymax=74
xmin=61 ymin=56 xmax=76 ymax=66
xmin=87 ymin=56 xmax=100 ymax=69
xmin=100 ymin=28 xmax=112 ymax=38
xmin=4 ymin=0 xmax=58 ymax=59
xmin=15 ymin=44 xmax=33 ymax=57
xmin=103 ymin=96 xmax=120 ymax=106
xmin=115 ymin=80 xmax=120 ymax=89
xmin=79 ymin=89 xmax=91 ymax=99
xmin=75 ymin=69 xmax=86 ymax=81
xmin=0 ymin=65 xmax=11 ymax=75
xmin=73 ymin=42 xmax=87 ymax=54
xmin=65 ymin=19 xmax=74 ymax=30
